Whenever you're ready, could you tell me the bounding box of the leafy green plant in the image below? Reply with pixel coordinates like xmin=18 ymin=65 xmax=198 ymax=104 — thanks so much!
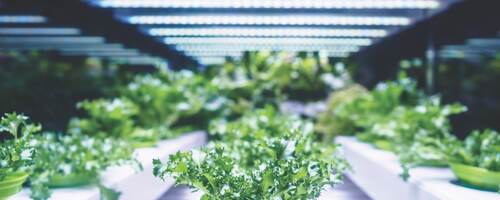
xmin=356 ymin=97 xmax=466 ymax=179
xmin=120 ymin=74 xmax=181 ymax=129
xmin=328 ymin=73 xmax=421 ymax=142
xmin=29 ymin=133 xmax=140 ymax=200
xmin=208 ymin=106 xmax=302 ymax=141
xmin=315 ymin=84 xmax=368 ymax=141
xmin=0 ymin=113 xmax=41 ymax=179
xmin=210 ymin=51 xmax=347 ymax=105
xmin=120 ymin=71 xmax=227 ymax=137
xmin=68 ymin=98 xmax=138 ymax=138
xmin=154 ymin=108 xmax=348 ymax=200
xmin=446 ymin=129 xmax=500 ymax=171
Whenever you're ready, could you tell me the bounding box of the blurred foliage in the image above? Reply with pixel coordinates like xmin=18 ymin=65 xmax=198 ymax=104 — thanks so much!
xmin=0 ymin=52 xmax=138 ymax=131
xmin=446 ymin=129 xmax=500 ymax=172
xmin=436 ymin=54 xmax=500 ymax=137
xmin=207 ymin=51 xmax=351 ymax=104
xmin=315 ymin=84 xmax=368 ymax=142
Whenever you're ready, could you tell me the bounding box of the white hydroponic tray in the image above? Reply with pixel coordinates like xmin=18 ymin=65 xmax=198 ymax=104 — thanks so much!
xmin=12 ymin=131 xmax=207 ymax=200
xmin=336 ymin=136 xmax=499 ymax=200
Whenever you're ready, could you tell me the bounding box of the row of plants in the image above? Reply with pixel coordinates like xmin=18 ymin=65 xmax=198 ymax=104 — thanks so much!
xmin=205 ymin=51 xmax=352 ymax=104
xmin=68 ymin=71 xmax=228 ymax=148
xmin=1 ymin=51 xmax=352 ymax=199
xmin=146 ymin=53 xmax=356 ymax=199
xmin=4 ymin=49 xmax=496 ymax=199
xmin=0 ymin=70 xmax=226 ymax=199
xmin=317 ymin=70 xmax=500 ymax=191
xmin=0 ymin=113 xmax=139 ymax=200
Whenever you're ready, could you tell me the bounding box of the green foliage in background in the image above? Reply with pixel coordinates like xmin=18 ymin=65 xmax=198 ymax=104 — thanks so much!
xmin=210 ymin=51 xmax=350 ymax=105
xmin=0 ymin=52 xmax=134 ymax=131
xmin=315 ymin=84 xmax=368 ymax=142
xmin=68 ymin=98 xmax=138 ymax=138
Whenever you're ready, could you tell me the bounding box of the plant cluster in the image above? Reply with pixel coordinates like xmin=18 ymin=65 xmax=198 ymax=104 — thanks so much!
xmin=69 ymin=98 xmax=138 ymax=138
xmin=29 ymin=133 xmax=140 ymax=200
xmin=69 ymin=70 xmax=229 ymax=143
xmin=315 ymin=84 xmax=368 ymax=142
xmin=209 ymin=52 xmax=350 ymax=104
xmin=318 ymin=72 xmax=472 ymax=178
xmin=154 ymin=107 xmax=348 ymax=200
xmin=446 ymin=129 xmax=500 ymax=171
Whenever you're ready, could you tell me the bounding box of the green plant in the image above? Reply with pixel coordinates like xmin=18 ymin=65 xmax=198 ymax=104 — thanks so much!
xmin=209 ymin=51 xmax=347 ymax=105
xmin=120 ymin=71 xmax=227 ymax=136
xmin=446 ymin=129 xmax=500 ymax=171
xmin=154 ymin=108 xmax=348 ymax=200
xmin=330 ymin=73 xmax=420 ymax=141
xmin=29 ymin=133 xmax=140 ymax=200
xmin=357 ymin=97 xmax=466 ymax=179
xmin=68 ymin=98 xmax=138 ymax=138
xmin=0 ymin=113 xmax=40 ymax=179
xmin=120 ymin=74 xmax=181 ymax=129
xmin=208 ymin=106 xmax=302 ymax=141
xmin=315 ymin=84 xmax=368 ymax=141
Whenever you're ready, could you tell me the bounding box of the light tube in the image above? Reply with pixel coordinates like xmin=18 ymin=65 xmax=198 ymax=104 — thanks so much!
xmin=0 ymin=28 xmax=80 ymax=35
xmin=0 ymin=36 xmax=105 ymax=44
xmin=175 ymin=44 xmax=361 ymax=52
xmin=129 ymin=15 xmax=410 ymax=26
xmin=165 ymin=37 xmax=372 ymax=46
xmin=0 ymin=15 xmax=47 ymax=23
xmin=149 ymin=28 xmax=388 ymax=37
xmin=97 ymin=0 xmax=440 ymax=9
xmin=61 ymin=51 xmax=143 ymax=57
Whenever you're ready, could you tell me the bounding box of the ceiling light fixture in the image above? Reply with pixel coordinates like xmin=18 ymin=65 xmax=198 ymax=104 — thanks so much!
xmin=97 ymin=0 xmax=439 ymax=9
xmin=129 ymin=15 xmax=410 ymax=26
xmin=149 ymin=27 xmax=388 ymax=37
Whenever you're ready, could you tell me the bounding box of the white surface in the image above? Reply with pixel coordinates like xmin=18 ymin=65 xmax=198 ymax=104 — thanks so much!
xmin=12 ymin=131 xmax=207 ymax=200
xmin=336 ymin=136 xmax=499 ymax=200
xmin=279 ymin=100 xmax=326 ymax=118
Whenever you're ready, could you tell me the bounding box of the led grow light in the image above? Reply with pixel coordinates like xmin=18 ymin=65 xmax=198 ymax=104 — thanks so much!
xmin=149 ymin=28 xmax=388 ymax=38
xmin=165 ymin=37 xmax=372 ymax=46
xmin=184 ymin=51 xmax=243 ymax=57
xmin=0 ymin=15 xmax=47 ymax=23
xmin=0 ymin=28 xmax=80 ymax=35
xmin=61 ymin=51 xmax=143 ymax=57
xmin=0 ymin=44 xmax=125 ymax=50
xmin=129 ymin=15 xmax=410 ymax=26
xmin=97 ymin=0 xmax=440 ymax=9
xmin=175 ymin=44 xmax=361 ymax=52
xmin=0 ymin=36 xmax=105 ymax=44
xmin=60 ymin=49 xmax=139 ymax=54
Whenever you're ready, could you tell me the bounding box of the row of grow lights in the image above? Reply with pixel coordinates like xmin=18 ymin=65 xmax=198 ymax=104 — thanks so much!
xmin=0 ymin=14 xmax=165 ymax=65
xmin=86 ymin=0 xmax=453 ymax=66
